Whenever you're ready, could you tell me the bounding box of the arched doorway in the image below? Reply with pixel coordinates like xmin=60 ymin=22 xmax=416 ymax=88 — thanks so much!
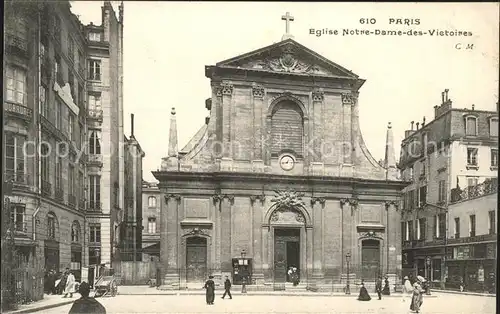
xmin=186 ymin=237 xmax=207 ymax=283
xmin=361 ymin=239 xmax=380 ymax=280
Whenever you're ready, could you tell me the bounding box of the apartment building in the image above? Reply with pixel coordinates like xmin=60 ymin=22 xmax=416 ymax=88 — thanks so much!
xmin=398 ymin=89 xmax=498 ymax=288
xmin=2 ymin=1 xmax=132 ymax=302
xmin=446 ymin=178 xmax=497 ymax=292
xmin=84 ymin=1 xmax=124 ymax=269
xmin=141 ymin=181 xmax=162 ymax=262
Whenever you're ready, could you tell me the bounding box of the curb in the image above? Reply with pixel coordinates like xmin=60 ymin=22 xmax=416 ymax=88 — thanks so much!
xmin=430 ymin=289 xmax=495 ymax=297
xmin=118 ymin=292 xmax=439 ymax=298
xmin=5 ymin=300 xmax=74 ymax=314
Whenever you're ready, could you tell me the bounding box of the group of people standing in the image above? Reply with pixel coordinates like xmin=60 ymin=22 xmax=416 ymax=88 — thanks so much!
xmin=44 ymin=268 xmax=77 ymax=298
xmin=357 ymin=275 xmax=426 ymax=313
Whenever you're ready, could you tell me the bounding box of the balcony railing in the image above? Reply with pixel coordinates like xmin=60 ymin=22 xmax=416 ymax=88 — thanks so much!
xmin=88 ymin=154 xmax=103 ymax=166
xmin=55 ymin=187 xmax=65 ymax=202
xmin=42 ymin=180 xmax=52 ymax=197
xmin=68 ymin=194 xmax=76 ymax=207
xmin=88 ymin=201 xmax=102 ymax=212
xmin=12 ymin=220 xmax=28 ymax=234
xmin=4 ymin=101 xmax=33 ymax=121
xmin=88 ymin=109 xmax=103 ymax=120
xmin=5 ymin=33 xmax=28 ymax=58
xmin=450 ymin=178 xmax=498 ymax=203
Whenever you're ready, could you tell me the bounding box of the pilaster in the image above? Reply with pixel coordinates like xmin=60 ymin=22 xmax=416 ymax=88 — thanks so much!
xmin=250 ymin=193 xmax=266 ymax=284
xmin=252 ymin=84 xmax=265 ymax=162
xmin=218 ymin=82 xmax=233 ymax=159
xmin=312 ymin=89 xmax=324 ymax=163
xmin=340 ymin=197 xmax=358 ymax=271
xmin=217 ymin=193 xmax=234 ymax=272
xmin=311 ymin=197 xmax=325 ymax=279
xmin=162 ymin=193 xmax=181 ymax=288
xmin=385 ymin=200 xmax=400 ymax=282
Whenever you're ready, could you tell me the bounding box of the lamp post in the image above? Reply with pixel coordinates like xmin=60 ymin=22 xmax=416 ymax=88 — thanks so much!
xmin=240 ymin=250 xmax=247 ymax=293
xmin=345 ymin=252 xmax=351 ymax=295
xmin=425 ymin=256 xmax=431 ymax=295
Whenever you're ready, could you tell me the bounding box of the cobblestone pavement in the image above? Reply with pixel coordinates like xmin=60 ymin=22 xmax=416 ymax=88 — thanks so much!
xmin=41 ymin=293 xmax=495 ymax=314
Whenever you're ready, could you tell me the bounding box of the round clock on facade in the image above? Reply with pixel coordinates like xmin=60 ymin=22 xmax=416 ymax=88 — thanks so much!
xmin=279 ymin=154 xmax=295 ymax=171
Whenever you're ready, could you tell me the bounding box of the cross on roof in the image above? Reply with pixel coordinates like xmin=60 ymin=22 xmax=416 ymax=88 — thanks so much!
xmin=281 ymin=12 xmax=294 ymax=41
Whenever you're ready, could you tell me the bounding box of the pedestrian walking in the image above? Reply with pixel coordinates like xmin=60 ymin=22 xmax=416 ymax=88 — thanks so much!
xmin=58 ymin=269 xmax=69 ymax=295
xmin=410 ymin=276 xmax=425 ymax=313
xmin=68 ymin=282 xmax=106 ymax=314
xmin=375 ymin=276 xmax=383 ymax=300
xmin=64 ymin=270 xmax=76 ymax=298
xmin=402 ymin=276 xmax=413 ymax=302
xmin=357 ymin=280 xmax=371 ymax=301
xmin=382 ymin=275 xmax=390 ymax=295
xmin=221 ymin=276 xmax=232 ymax=299
xmin=204 ymin=275 xmax=215 ymax=305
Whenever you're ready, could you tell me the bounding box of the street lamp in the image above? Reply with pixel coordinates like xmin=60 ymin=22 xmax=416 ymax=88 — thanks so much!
xmin=345 ymin=252 xmax=351 ymax=295
xmin=425 ymin=256 xmax=432 ymax=295
xmin=240 ymin=250 xmax=247 ymax=293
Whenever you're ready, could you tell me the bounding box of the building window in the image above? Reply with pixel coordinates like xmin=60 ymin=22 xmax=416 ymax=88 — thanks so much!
xmin=68 ymin=113 xmax=74 ymax=141
xmin=88 ymin=60 xmax=101 ymax=81
xmin=53 ymin=15 xmax=61 ymax=40
xmin=418 ymin=218 xmax=426 ymax=240
xmin=438 ymin=180 xmax=446 ymax=203
xmin=490 ymin=118 xmax=498 ymax=137
xmin=68 ymin=163 xmax=75 ymax=197
xmin=47 ymin=213 xmax=56 ymax=239
xmin=148 ymin=196 xmax=157 ymax=208
xmin=409 ymin=166 xmax=414 ymax=181
xmin=79 ymin=171 xmax=84 ymax=204
xmin=466 ymin=148 xmax=478 ymax=166
xmin=7 ymin=14 xmax=28 ymax=39
xmin=438 ymin=213 xmax=446 ymax=239
xmin=88 ymin=93 xmax=102 ymax=112
xmin=488 ymin=211 xmax=496 ymax=234
xmin=418 ymin=186 xmax=427 ymax=207
xmin=89 ymin=175 xmax=101 ymax=210
xmin=78 ymin=51 xmax=85 ymax=75
xmin=55 ymin=99 xmax=63 ymax=129
xmin=465 ymin=116 xmax=477 ymax=136
xmin=6 ymin=66 xmax=27 ymax=105
xmin=10 ymin=203 xmax=26 ymax=233
xmin=89 ymin=247 xmax=101 ymax=266
xmin=88 ymin=32 xmax=101 ymax=42
xmin=408 ymin=189 xmax=415 ymax=209
xmin=55 ymin=54 xmax=63 ymax=86
xmin=5 ymin=133 xmax=26 ymax=183
xmin=491 ymin=149 xmax=498 ymax=167
xmin=40 ymin=84 xmax=48 ymax=117
xmin=431 ymin=259 xmax=441 ymax=281
xmin=89 ymin=224 xmax=101 ymax=243
xmin=68 ymin=71 xmax=75 ymax=99
xmin=89 ymin=131 xmax=101 ymax=155
xmin=469 ymin=214 xmax=476 ymax=237
xmin=454 ymin=217 xmax=460 ymax=238
xmin=68 ymin=36 xmax=75 ymax=63
xmin=55 ymin=156 xmax=62 ymax=189
xmin=408 ymin=221 xmax=414 ymax=241
xmin=40 ymin=143 xmax=50 ymax=182
xmin=148 ymin=217 xmax=157 ymax=234
xmin=71 ymin=222 xmax=80 ymax=242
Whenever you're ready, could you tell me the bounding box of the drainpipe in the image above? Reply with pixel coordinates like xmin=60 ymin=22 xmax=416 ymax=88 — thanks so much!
xmin=33 ymin=6 xmax=42 ymax=243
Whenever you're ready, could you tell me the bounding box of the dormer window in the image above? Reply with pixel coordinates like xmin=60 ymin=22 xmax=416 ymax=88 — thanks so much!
xmin=464 ymin=115 xmax=478 ymax=136
xmin=489 ymin=117 xmax=498 ymax=137
xmin=88 ymin=32 xmax=101 ymax=42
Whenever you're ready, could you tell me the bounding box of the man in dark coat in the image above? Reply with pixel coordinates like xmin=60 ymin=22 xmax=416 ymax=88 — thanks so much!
xmin=204 ymin=275 xmax=215 ymax=305
xmin=68 ymin=282 xmax=106 ymax=314
xmin=221 ymin=276 xmax=232 ymax=299
xmin=375 ymin=277 xmax=383 ymax=300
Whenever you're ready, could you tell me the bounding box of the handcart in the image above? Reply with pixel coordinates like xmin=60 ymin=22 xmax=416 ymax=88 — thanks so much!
xmin=94 ymin=275 xmax=118 ymax=297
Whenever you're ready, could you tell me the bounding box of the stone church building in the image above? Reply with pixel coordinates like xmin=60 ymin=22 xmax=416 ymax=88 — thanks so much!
xmin=153 ymin=20 xmax=406 ymax=290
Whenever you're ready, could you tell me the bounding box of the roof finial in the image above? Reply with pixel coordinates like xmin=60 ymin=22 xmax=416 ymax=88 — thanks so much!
xmin=384 ymin=122 xmax=397 ymax=179
xmin=281 ymin=12 xmax=295 ymax=41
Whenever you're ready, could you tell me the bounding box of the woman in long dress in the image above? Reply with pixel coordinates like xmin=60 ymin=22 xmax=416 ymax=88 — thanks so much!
xmin=410 ymin=276 xmax=425 ymax=313
xmin=63 ymin=271 xmax=76 ymax=298
xmin=402 ymin=276 xmax=413 ymax=302
xmin=204 ymin=275 xmax=215 ymax=305
xmin=382 ymin=276 xmax=390 ymax=295
xmin=357 ymin=280 xmax=371 ymax=301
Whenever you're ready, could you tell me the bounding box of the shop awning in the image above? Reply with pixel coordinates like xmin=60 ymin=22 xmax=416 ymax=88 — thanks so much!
xmin=141 ymin=242 xmax=160 ymax=256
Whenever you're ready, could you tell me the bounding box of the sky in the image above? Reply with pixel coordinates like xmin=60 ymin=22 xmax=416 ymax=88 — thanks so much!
xmin=69 ymin=2 xmax=499 ymax=182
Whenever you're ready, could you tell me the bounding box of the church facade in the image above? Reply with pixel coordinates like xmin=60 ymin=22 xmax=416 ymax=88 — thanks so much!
xmin=153 ymin=33 xmax=406 ymax=290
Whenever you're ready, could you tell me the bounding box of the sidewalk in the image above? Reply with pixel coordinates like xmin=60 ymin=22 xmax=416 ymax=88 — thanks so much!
xmin=4 ymin=294 xmax=76 ymax=314
xmin=430 ymin=289 xmax=495 ymax=297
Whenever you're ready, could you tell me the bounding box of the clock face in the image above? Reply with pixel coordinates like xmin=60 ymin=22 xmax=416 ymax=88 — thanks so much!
xmin=279 ymin=155 xmax=295 ymax=171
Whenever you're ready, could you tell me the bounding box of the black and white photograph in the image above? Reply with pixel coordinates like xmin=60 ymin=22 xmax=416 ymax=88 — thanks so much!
xmin=1 ymin=1 xmax=498 ymax=313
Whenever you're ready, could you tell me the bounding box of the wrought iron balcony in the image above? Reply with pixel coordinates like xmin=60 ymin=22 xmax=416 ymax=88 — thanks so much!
xmin=42 ymin=180 xmax=52 ymax=197
xmin=450 ymin=178 xmax=498 ymax=203
xmin=55 ymin=187 xmax=65 ymax=203
xmin=5 ymin=33 xmax=28 ymax=58
xmin=88 ymin=109 xmax=103 ymax=120
xmin=4 ymin=101 xmax=33 ymax=121
xmin=68 ymin=194 xmax=76 ymax=207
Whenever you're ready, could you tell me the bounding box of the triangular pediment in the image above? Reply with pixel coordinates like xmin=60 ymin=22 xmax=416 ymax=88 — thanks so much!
xmin=215 ymin=39 xmax=359 ymax=79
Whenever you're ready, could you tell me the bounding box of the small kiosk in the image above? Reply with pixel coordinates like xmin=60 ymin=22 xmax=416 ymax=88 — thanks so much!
xmin=232 ymin=250 xmax=252 ymax=285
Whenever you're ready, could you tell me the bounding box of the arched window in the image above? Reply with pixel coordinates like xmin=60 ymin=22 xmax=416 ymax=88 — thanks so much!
xmin=148 ymin=196 xmax=157 ymax=207
xmin=47 ymin=212 xmax=57 ymax=240
xmin=71 ymin=221 xmax=81 ymax=243
xmin=89 ymin=131 xmax=101 ymax=154
xmin=271 ymin=101 xmax=304 ymax=157
xmin=464 ymin=115 xmax=477 ymax=136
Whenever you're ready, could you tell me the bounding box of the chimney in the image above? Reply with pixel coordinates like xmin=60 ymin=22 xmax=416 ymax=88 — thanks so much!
xmin=422 ymin=116 xmax=426 ymax=127
xmin=416 ymin=122 xmax=420 ymax=130
xmin=168 ymin=107 xmax=178 ymax=158
xmin=444 ymin=89 xmax=449 ymax=101
xmin=411 ymin=121 xmax=414 ymax=130
xmin=441 ymin=91 xmax=445 ymax=104
xmin=130 ymin=113 xmax=134 ymax=137
xmin=471 ymin=104 xmax=475 ymax=111
xmin=434 ymin=105 xmax=439 ymax=118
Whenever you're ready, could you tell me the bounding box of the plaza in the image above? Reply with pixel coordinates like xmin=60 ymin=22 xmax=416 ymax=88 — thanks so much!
xmin=40 ymin=293 xmax=495 ymax=314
